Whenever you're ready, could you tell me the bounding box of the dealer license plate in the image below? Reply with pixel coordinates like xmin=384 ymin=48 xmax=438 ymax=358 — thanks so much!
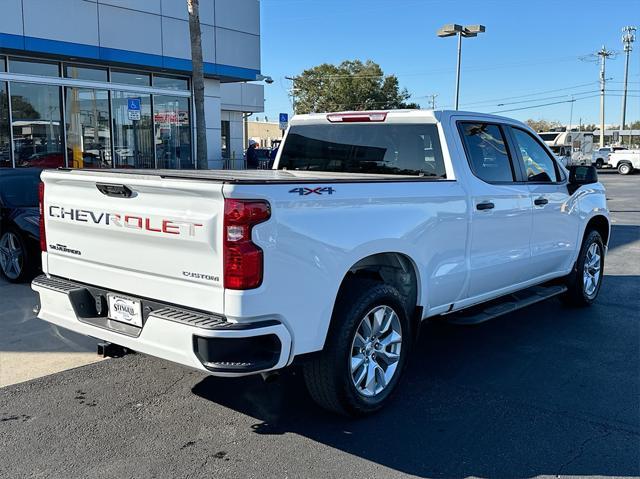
xmin=107 ymin=294 xmax=143 ymax=328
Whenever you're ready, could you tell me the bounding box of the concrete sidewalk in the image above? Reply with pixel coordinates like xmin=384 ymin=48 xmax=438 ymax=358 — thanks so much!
xmin=0 ymin=277 xmax=103 ymax=387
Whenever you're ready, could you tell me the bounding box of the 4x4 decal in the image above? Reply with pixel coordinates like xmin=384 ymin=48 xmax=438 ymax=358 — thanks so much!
xmin=289 ymin=187 xmax=335 ymax=196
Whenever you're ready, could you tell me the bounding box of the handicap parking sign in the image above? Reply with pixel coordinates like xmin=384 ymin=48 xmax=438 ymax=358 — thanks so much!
xmin=279 ymin=113 xmax=288 ymax=130
xmin=128 ymin=98 xmax=141 ymax=120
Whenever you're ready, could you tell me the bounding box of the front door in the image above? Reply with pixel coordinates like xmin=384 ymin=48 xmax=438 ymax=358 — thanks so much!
xmin=508 ymin=127 xmax=581 ymax=278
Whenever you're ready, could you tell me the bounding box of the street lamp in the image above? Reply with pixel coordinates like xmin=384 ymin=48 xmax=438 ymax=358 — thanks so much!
xmin=437 ymin=24 xmax=486 ymax=110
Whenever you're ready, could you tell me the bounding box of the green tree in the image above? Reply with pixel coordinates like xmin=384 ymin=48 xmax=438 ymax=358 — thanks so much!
xmin=292 ymin=60 xmax=419 ymax=114
xmin=525 ymin=119 xmax=562 ymax=132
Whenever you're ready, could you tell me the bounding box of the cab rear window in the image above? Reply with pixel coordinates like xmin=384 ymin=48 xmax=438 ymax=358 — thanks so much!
xmin=278 ymin=124 xmax=446 ymax=178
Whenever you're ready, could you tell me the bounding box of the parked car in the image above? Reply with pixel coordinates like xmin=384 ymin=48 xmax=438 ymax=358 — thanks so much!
xmin=0 ymin=168 xmax=42 ymax=282
xmin=33 ymin=110 xmax=609 ymax=416
xmin=608 ymin=149 xmax=640 ymax=175
xmin=593 ymin=146 xmax=627 ymax=169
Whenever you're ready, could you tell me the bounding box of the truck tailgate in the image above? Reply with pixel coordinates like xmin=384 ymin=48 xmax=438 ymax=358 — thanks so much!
xmin=41 ymin=170 xmax=225 ymax=313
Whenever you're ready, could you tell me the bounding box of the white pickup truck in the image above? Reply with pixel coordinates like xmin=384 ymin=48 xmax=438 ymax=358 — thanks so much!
xmin=33 ymin=110 xmax=609 ymax=416
xmin=607 ymin=149 xmax=640 ymax=175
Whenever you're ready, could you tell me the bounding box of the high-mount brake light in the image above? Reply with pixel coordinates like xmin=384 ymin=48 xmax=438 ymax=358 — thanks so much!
xmin=326 ymin=112 xmax=388 ymax=123
xmin=38 ymin=182 xmax=46 ymax=252
xmin=223 ymin=199 xmax=271 ymax=290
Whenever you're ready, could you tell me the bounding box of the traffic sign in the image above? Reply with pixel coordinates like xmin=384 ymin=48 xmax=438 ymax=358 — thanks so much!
xmin=279 ymin=113 xmax=289 ymax=130
xmin=128 ymin=98 xmax=141 ymax=121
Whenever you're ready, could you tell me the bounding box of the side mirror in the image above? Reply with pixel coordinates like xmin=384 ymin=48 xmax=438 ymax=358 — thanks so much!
xmin=569 ymin=165 xmax=598 ymax=185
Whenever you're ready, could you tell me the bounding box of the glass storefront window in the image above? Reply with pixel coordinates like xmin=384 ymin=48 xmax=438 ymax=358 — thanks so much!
xmin=154 ymin=95 xmax=192 ymax=169
xmin=65 ymin=87 xmax=112 ymax=169
xmin=0 ymin=83 xmax=11 ymax=167
xmin=0 ymin=57 xmax=6 ymax=72
xmin=9 ymin=58 xmax=59 ymax=77
xmin=112 ymin=91 xmax=154 ymax=168
xmin=11 ymin=82 xmax=64 ymax=168
xmin=111 ymin=70 xmax=151 ymax=87
xmin=64 ymin=65 xmax=108 ymax=83
xmin=153 ymin=75 xmax=189 ymax=91
xmin=221 ymin=120 xmax=230 ymax=159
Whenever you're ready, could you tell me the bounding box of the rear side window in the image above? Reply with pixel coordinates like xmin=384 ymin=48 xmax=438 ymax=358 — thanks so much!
xmin=278 ymin=124 xmax=446 ymax=178
xmin=458 ymin=123 xmax=514 ymax=183
xmin=511 ymin=128 xmax=559 ymax=182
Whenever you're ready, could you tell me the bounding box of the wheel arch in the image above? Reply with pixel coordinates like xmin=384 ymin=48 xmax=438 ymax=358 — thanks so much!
xmin=584 ymin=214 xmax=610 ymax=247
xmin=324 ymin=252 xmax=422 ymax=345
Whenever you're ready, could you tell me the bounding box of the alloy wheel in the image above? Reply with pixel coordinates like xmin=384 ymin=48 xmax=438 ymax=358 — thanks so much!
xmin=0 ymin=232 xmax=24 ymax=280
xmin=350 ymin=305 xmax=403 ymax=397
xmin=583 ymin=242 xmax=602 ymax=298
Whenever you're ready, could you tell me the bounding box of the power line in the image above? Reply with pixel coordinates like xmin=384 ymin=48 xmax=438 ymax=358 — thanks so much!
xmin=489 ymin=94 xmax=600 ymax=114
xmin=456 ymin=81 xmax=601 ymax=108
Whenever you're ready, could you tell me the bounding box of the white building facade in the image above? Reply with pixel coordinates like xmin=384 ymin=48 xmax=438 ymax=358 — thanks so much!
xmin=0 ymin=0 xmax=264 ymax=170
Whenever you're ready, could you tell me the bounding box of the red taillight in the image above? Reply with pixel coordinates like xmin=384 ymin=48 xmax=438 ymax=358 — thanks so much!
xmin=326 ymin=111 xmax=387 ymax=123
xmin=223 ymin=199 xmax=270 ymax=290
xmin=38 ymin=182 xmax=46 ymax=252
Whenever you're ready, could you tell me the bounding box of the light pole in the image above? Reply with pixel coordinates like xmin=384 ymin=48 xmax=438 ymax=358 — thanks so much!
xmin=285 ymin=76 xmax=298 ymax=114
xmin=437 ymin=24 xmax=485 ymax=110
xmin=620 ymin=26 xmax=636 ymax=146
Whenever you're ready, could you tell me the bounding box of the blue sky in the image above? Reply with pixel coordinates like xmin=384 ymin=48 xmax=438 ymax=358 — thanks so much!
xmin=259 ymin=0 xmax=639 ymax=126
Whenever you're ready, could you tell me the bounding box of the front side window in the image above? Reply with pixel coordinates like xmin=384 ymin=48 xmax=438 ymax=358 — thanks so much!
xmin=458 ymin=122 xmax=514 ymax=183
xmin=278 ymin=123 xmax=446 ymax=177
xmin=511 ymin=128 xmax=559 ymax=182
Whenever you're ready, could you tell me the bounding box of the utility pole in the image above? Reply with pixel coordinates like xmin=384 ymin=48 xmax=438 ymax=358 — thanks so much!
xmin=596 ymin=45 xmax=615 ymax=148
xmin=427 ymin=94 xmax=438 ymax=110
xmin=620 ymin=26 xmax=636 ymax=146
xmin=568 ymin=95 xmax=574 ymax=132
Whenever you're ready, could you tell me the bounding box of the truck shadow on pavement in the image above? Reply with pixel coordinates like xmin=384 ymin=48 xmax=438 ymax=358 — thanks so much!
xmin=608 ymin=224 xmax=639 ymax=251
xmin=193 ymin=275 xmax=640 ymax=479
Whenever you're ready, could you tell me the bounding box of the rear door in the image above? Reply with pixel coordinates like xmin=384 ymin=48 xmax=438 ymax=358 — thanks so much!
xmin=507 ymin=126 xmax=581 ymax=277
xmin=42 ymin=170 xmax=225 ymax=313
xmin=456 ymin=121 xmax=533 ymax=299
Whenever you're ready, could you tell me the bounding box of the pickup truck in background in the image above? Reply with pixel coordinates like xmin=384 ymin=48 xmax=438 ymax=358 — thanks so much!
xmin=607 ymin=149 xmax=640 ymax=175
xmin=592 ymin=146 xmax=627 ymax=169
xmin=33 ymin=110 xmax=609 ymax=416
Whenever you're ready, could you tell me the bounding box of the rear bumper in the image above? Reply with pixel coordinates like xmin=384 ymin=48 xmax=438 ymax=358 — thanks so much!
xmin=32 ymin=275 xmax=292 ymax=377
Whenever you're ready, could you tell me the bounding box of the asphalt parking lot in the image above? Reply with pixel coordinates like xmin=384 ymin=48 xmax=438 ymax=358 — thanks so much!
xmin=1 ymin=171 xmax=638 ymax=479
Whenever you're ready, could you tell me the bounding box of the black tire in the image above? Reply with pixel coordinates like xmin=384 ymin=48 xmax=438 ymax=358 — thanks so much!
xmin=0 ymin=228 xmax=33 ymax=283
xmin=303 ymin=279 xmax=412 ymax=416
xmin=562 ymin=229 xmax=605 ymax=307
xmin=595 ymin=158 xmax=604 ymax=169
xmin=618 ymin=162 xmax=633 ymax=175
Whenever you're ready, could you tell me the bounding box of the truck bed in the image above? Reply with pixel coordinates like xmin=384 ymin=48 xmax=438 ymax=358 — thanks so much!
xmin=54 ymin=168 xmax=440 ymax=184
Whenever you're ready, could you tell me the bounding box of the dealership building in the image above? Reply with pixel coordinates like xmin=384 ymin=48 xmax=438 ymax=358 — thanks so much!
xmin=0 ymin=0 xmax=264 ymax=170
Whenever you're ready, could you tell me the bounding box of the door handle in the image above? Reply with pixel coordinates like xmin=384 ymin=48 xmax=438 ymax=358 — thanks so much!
xmin=534 ymin=197 xmax=549 ymax=206
xmin=476 ymin=201 xmax=495 ymax=211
